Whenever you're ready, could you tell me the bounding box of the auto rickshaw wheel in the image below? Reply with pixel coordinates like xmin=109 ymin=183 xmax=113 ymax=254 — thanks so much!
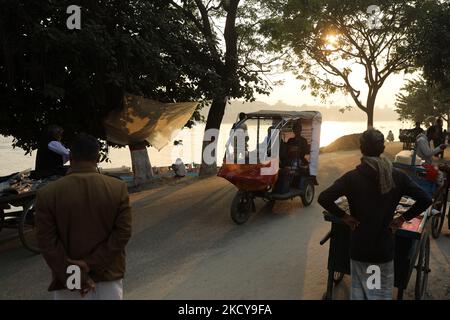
xmin=301 ymin=181 xmax=315 ymax=207
xmin=414 ymin=235 xmax=430 ymax=300
xmin=19 ymin=201 xmax=41 ymax=254
xmin=231 ymin=192 xmax=253 ymax=225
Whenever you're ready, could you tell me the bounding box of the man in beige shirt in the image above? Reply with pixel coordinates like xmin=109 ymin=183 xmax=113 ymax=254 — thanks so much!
xmin=36 ymin=133 xmax=132 ymax=300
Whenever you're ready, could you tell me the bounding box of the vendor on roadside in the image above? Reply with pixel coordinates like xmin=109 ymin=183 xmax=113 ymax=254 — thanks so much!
xmin=416 ymin=125 xmax=446 ymax=164
xmin=34 ymin=125 xmax=70 ymax=179
xmin=318 ymin=129 xmax=432 ymax=300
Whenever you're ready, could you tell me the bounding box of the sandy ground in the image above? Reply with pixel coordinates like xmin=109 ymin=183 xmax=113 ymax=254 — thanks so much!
xmin=0 ymin=142 xmax=449 ymax=300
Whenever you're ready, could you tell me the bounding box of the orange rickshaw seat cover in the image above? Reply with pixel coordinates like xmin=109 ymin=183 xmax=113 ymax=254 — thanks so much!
xmin=218 ymin=160 xmax=279 ymax=192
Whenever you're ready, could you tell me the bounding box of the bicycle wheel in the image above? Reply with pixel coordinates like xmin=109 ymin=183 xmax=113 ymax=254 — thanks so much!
xmin=431 ymin=188 xmax=447 ymax=239
xmin=414 ymin=235 xmax=430 ymax=300
xmin=0 ymin=208 xmax=4 ymax=232
xmin=19 ymin=201 xmax=40 ymax=254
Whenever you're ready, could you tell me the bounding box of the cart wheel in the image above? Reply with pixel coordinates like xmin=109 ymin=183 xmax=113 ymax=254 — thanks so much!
xmin=414 ymin=235 xmax=430 ymax=300
xmin=322 ymin=270 xmax=334 ymax=300
xmin=0 ymin=208 xmax=4 ymax=232
xmin=322 ymin=292 xmax=330 ymax=300
xmin=397 ymin=288 xmax=404 ymax=300
xmin=431 ymin=191 xmax=447 ymax=239
xmin=19 ymin=202 xmax=40 ymax=254
xmin=333 ymin=271 xmax=345 ymax=284
xmin=231 ymin=192 xmax=252 ymax=225
xmin=301 ymin=181 xmax=315 ymax=207
xmin=431 ymin=212 xmax=445 ymax=239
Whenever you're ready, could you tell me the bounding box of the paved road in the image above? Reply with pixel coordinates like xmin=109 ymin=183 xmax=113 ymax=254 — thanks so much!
xmin=0 ymin=147 xmax=449 ymax=299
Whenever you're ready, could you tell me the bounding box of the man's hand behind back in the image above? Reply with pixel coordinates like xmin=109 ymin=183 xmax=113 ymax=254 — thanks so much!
xmin=67 ymin=258 xmax=96 ymax=297
xmin=341 ymin=214 xmax=360 ymax=231
xmin=389 ymin=216 xmax=405 ymax=234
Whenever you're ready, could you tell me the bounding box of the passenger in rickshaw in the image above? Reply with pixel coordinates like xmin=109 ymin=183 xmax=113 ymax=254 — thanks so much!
xmin=275 ymin=121 xmax=310 ymax=193
xmin=232 ymin=112 xmax=249 ymax=163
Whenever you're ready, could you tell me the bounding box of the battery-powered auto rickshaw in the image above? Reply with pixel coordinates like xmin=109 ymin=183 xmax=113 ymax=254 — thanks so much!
xmin=218 ymin=110 xmax=322 ymax=225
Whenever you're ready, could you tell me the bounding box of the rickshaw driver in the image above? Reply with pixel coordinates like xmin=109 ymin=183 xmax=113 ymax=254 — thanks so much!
xmin=284 ymin=121 xmax=310 ymax=167
xmin=275 ymin=121 xmax=310 ymax=193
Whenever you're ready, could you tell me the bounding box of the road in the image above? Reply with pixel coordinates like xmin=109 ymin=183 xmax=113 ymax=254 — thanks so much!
xmin=0 ymin=145 xmax=449 ymax=299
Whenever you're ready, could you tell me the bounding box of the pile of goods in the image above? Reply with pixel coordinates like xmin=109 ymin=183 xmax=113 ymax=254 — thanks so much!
xmin=335 ymin=196 xmax=428 ymax=236
xmin=0 ymin=170 xmax=55 ymax=197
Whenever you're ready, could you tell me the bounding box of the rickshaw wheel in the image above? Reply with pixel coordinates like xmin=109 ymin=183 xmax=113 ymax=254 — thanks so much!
xmin=231 ymin=192 xmax=252 ymax=225
xmin=333 ymin=271 xmax=345 ymax=284
xmin=301 ymin=181 xmax=315 ymax=207
xmin=0 ymin=208 xmax=4 ymax=232
xmin=431 ymin=213 xmax=445 ymax=239
xmin=431 ymin=192 xmax=446 ymax=238
xmin=414 ymin=235 xmax=430 ymax=300
xmin=19 ymin=202 xmax=41 ymax=254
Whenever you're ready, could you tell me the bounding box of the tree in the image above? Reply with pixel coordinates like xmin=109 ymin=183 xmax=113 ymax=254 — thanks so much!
xmin=261 ymin=0 xmax=416 ymax=128
xmin=169 ymin=0 xmax=274 ymax=176
xmin=403 ymin=0 xmax=450 ymax=129
xmin=0 ymin=0 xmax=212 ymax=184
xmin=395 ymin=78 xmax=450 ymax=128
xmin=406 ymin=0 xmax=450 ymax=87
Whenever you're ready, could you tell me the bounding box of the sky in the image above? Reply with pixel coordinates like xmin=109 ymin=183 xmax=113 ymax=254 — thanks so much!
xmin=255 ymin=70 xmax=419 ymax=109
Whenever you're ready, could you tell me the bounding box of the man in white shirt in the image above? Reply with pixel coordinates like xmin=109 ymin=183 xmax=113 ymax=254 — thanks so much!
xmin=34 ymin=125 xmax=70 ymax=179
xmin=416 ymin=125 xmax=446 ymax=164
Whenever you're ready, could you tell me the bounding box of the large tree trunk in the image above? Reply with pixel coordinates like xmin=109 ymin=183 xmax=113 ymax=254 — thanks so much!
xmin=198 ymin=1 xmax=239 ymax=177
xmin=199 ymin=97 xmax=227 ymax=176
xmin=367 ymin=108 xmax=374 ymax=128
xmin=129 ymin=141 xmax=153 ymax=186
xmin=366 ymin=91 xmax=377 ymax=129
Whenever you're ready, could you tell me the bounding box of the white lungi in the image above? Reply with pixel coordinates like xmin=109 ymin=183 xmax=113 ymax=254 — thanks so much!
xmin=53 ymin=279 xmax=123 ymax=300
xmin=350 ymin=260 xmax=394 ymax=300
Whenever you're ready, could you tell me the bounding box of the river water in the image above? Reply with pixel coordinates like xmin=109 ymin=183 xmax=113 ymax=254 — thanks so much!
xmin=0 ymin=120 xmax=412 ymax=176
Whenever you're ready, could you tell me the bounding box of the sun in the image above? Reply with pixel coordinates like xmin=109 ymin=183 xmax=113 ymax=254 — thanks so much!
xmin=325 ymin=34 xmax=338 ymax=45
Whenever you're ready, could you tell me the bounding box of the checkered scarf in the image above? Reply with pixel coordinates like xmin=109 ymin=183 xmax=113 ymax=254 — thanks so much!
xmin=362 ymin=156 xmax=395 ymax=194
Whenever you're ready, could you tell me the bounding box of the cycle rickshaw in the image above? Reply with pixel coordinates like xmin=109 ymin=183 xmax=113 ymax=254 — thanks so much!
xmin=218 ymin=110 xmax=322 ymax=225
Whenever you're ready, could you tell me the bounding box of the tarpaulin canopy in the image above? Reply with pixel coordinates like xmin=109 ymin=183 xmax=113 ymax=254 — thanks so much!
xmin=104 ymin=94 xmax=199 ymax=151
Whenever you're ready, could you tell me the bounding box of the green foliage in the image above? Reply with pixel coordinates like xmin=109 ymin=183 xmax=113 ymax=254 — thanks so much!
xmin=0 ymin=0 xmax=214 ymax=153
xmin=406 ymin=0 xmax=450 ymax=87
xmin=395 ymin=78 xmax=450 ymax=124
xmin=169 ymin=0 xmax=274 ymax=108
xmin=260 ymin=0 xmax=417 ymax=125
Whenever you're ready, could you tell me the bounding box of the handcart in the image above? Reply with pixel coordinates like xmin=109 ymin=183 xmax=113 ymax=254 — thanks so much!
xmin=320 ymin=204 xmax=431 ymax=300
xmin=320 ymin=148 xmax=444 ymax=300
xmin=0 ymin=190 xmax=39 ymax=254
xmin=393 ymin=147 xmax=449 ymax=238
